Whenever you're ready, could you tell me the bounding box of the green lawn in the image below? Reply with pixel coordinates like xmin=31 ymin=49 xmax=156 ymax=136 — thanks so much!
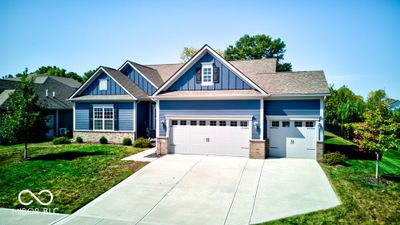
xmin=0 ymin=142 xmax=148 ymax=214
xmin=262 ymin=131 xmax=400 ymax=225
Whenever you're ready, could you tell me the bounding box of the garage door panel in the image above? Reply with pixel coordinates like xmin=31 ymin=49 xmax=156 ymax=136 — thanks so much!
xmin=170 ymin=120 xmax=250 ymax=157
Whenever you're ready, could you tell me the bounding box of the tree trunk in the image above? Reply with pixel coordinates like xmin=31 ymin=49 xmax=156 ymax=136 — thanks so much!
xmin=375 ymin=152 xmax=380 ymax=181
xmin=23 ymin=142 xmax=28 ymax=160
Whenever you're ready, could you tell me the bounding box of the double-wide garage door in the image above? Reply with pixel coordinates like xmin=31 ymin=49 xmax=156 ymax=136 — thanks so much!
xmin=169 ymin=119 xmax=250 ymax=157
xmin=269 ymin=120 xmax=317 ymax=159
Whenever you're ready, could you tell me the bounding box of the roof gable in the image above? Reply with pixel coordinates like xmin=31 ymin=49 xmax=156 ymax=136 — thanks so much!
xmin=119 ymin=62 xmax=159 ymax=95
xmin=78 ymin=71 xmax=128 ymax=96
xmin=168 ymin=52 xmax=253 ymax=91
xmin=152 ymin=45 xmax=268 ymax=96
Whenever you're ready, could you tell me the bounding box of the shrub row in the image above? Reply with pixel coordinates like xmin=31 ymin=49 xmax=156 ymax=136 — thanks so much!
xmin=54 ymin=136 xmax=152 ymax=148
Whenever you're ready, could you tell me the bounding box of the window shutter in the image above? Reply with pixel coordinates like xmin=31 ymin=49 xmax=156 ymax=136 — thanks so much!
xmin=195 ymin=67 xmax=201 ymax=83
xmin=114 ymin=107 xmax=119 ymax=131
xmin=89 ymin=106 xmax=93 ymax=130
xmin=213 ymin=65 xmax=220 ymax=83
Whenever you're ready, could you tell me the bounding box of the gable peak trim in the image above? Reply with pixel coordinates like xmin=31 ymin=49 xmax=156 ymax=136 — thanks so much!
xmin=118 ymin=60 xmax=159 ymax=89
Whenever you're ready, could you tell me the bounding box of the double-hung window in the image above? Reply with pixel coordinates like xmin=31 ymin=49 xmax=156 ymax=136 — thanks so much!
xmin=93 ymin=106 xmax=114 ymax=131
xmin=201 ymin=63 xmax=213 ymax=86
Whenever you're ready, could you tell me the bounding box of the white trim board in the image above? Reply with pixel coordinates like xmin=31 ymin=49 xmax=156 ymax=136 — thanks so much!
xmin=118 ymin=61 xmax=159 ymax=89
xmin=165 ymin=114 xmax=253 ymax=120
xmin=152 ymin=45 xmax=268 ymax=96
xmin=69 ymin=67 xmax=137 ymax=100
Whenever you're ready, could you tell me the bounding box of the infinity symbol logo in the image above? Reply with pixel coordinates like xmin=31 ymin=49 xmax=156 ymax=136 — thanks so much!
xmin=18 ymin=190 xmax=53 ymax=206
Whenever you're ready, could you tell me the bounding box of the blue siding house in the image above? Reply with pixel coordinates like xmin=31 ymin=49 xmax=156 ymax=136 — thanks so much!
xmin=69 ymin=45 xmax=329 ymax=160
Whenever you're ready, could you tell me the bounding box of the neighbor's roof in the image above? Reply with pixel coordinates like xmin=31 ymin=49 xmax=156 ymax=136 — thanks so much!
xmin=248 ymin=71 xmax=329 ymax=95
xmin=4 ymin=75 xmax=81 ymax=88
xmin=0 ymin=89 xmax=15 ymax=107
xmin=101 ymin=67 xmax=150 ymax=100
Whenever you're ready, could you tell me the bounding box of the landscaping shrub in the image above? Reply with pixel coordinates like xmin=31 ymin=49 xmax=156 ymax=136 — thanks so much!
xmin=322 ymin=152 xmax=348 ymax=165
xmin=53 ymin=136 xmax=71 ymax=145
xmin=76 ymin=136 xmax=83 ymax=143
xmin=122 ymin=138 xmax=132 ymax=146
xmin=99 ymin=136 xmax=108 ymax=144
xmin=133 ymin=137 xmax=152 ymax=148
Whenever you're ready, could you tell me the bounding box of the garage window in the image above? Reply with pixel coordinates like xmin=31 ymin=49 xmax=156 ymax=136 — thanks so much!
xmin=190 ymin=120 xmax=197 ymax=126
xmin=172 ymin=120 xmax=178 ymax=125
xmin=240 ymin=121 xmax=248 ymax=127
xmin=230 ymin=121 xmax=237 ymax=126
xmin=295 ymin=121 xmax=303 ymax=127
xmin=282 ymin=121 xmax=290 ymax=127
xmin=306 ymin=121 xmax=314 ymax=127
xmin=180 ymin=120 xmax=187 ymax=125
xmin=210 ymin=121 xmax=217 ymax=126
xmin=199 ymin=121 xmax=206 ymax=126
xmin=271 ymin=121 xmax=279 ymax=127
xmin=219 ymin=121 xmax=226 ymax=126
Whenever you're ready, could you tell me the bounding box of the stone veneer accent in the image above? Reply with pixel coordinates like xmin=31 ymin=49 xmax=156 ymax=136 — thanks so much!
xmin=249 ymin=139 xmax=267 ymax=159
xmin=74 ymin=131 xmax=135 ymax=144
xmin=156 ymin=137 xmax=169 ymax=155
xmin=317 ymin=141 xmax=324 ymax=161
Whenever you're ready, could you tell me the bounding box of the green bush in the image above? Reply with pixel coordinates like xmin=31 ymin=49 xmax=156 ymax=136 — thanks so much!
xmin=53 ymin=136 xmax=71 ymax=145
xmin=322 ymin=152 xmax=348 ymax=165
xmin=99 ymin=136 xmax=108 ymax=144
xmin=76 ymin=136 xmax=83 ymax=143
xmin=133 ymin=137 xmax=152 ymax=148
xmin=122 ymin=138 xmax=132 ymax=146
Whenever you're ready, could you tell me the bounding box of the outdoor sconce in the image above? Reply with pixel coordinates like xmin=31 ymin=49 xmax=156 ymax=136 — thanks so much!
xmin=253 ymin=121 xmax=259 ymax=129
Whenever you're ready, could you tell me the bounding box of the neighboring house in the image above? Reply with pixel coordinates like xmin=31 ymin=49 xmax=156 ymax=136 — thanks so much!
xmin=69 ymin=45 xmax=329 ymax=160
xmin=0 ymin=75 xmax=81 ymax=138
xmin=388 ymin=99 xmax=400 ymax=111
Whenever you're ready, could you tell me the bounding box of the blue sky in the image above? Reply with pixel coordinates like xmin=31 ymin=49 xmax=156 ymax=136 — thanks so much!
xmin=0 ymin=0 xmax=399 ymax=99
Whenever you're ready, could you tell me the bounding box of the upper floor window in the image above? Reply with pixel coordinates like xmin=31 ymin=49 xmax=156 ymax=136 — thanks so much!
xmin=99 ymin=79 xmax=108 ymax=91
xmin=201 ymin=63 xmax=213 ymax=86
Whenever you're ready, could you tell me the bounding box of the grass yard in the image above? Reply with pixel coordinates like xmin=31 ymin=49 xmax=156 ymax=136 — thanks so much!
xmin=0 ymin=142 xmax=148 ymax=214
xmin=262 ymin=131 xmax=400 ymax=225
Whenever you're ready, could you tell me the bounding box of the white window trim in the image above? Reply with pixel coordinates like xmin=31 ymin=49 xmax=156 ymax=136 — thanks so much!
xmin=93 ymin=105 xmax=114 ymax=131
xmin=201 ymin=63 xmax=213 ymax=86
xmin=99 ymin=79 xmax=108 ymax=91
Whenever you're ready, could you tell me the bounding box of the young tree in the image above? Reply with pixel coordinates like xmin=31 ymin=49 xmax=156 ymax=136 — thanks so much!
xmin=366 ymin=89 xmax=386 ymax=110
xmin=0 ymin=74 xmax=48 ymax=160
xmin=353 ymin=103 xmax=399 ymax=181
xmin=224 ymin=34 xmax=292 ymax=72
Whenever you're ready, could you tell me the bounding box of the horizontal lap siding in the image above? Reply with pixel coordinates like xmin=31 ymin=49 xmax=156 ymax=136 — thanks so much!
xmin=159 ymin=100 xmax=260 ymax=139
xmin=168 ymin=53 xmax=252 ymax=91
xmin=75 ymin=102 xmax=134 ymax=131
xmin=80 ymin=72 xmax=127 ymax=96
xmin=121 ymin=66 xmax=157 ymax=95
xmin=264 ymin=99 xmax=321 ymax=139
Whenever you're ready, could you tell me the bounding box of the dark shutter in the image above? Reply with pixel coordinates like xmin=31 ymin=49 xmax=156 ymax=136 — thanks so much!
xmin=114 ymin=107 xmax=119 ymax=131
xmin=195 ymin=67 xmax=201 ymax=83
xmin=213 ymin=64 xmax=220 ymax=83
xmin=89 ymin=106 xmax=93 ymax=130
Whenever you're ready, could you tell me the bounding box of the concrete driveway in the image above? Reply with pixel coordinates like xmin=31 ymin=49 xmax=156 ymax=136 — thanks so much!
xmin=56 ymin=155 xmax=340 ymax=225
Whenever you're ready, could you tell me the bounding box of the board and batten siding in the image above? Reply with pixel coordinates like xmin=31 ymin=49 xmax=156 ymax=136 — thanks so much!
xmin=121 ymin=66 xmax=157 ymax=95
xmin=263 ymin=99 xmax=321 ymax=139
xmin=80 ymin=72 xmax=127 ymax=96
xmin=168 ymin=53 xmax=253 ymax=91
xmin=74 ymin=102 xmax=134 ymax=131
xmin=159 ymin=100 xmax=260 ymax=139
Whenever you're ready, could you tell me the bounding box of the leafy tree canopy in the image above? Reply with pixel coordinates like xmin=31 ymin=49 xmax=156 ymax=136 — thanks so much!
xmin=83 ymin=69 xmax=97 ymax=82
xmin=180 ymin=47 xmax=224 ymax=62
xmin=0 ymin=73 xmax=48 ymax=159
xmin=224 ymin=34 xmax=292 ymax=72
xmin=34 ymin=66 xmax=83 ymax=82
xmin=366 ymin=89 xmax=386 ymax=109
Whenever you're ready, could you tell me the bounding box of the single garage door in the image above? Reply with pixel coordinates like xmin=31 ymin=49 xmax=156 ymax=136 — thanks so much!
xmin=269 ymin=120 xmax=316 ymax=159
xmin=169 ymin=119 xmax=251 ymax=157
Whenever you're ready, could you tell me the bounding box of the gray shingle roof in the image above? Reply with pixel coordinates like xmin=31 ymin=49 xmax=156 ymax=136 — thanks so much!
xmin=127 ymin=61 xmax=165 ymax=88
xmin=157 ymin=90 xmax=262 ymax=97
xmin=248 ymin=71 xmax=329 ymax=95
xmin=71 ymin=95 xmax=133 ymax=101
xmin=101 ymin=67 xmax=150 ymax=100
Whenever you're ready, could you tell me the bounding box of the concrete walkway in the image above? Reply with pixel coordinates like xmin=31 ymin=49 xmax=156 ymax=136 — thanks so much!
xmin=55 ymin=155 xmax=340 ymax=225
xmin=0 ymin=208 xmax=67 ymax=225
xmin=122 ymin=147 xmax=158 ymax=162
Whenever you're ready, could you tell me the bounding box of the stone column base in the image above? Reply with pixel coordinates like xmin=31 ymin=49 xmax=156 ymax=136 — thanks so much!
xmin=249 ymin=139 xmax=266 ymax=159
xmin=317 ymin=141 xmax=324 ymax=161
xmin=156 ymin=137 xmax=169 ymax=156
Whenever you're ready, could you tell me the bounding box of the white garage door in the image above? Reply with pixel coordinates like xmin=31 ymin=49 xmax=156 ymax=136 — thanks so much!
xmin=269 ymin=120 xmax=317 ymax=159
xmin=169 ymin=119 xmax=250 ymax=157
